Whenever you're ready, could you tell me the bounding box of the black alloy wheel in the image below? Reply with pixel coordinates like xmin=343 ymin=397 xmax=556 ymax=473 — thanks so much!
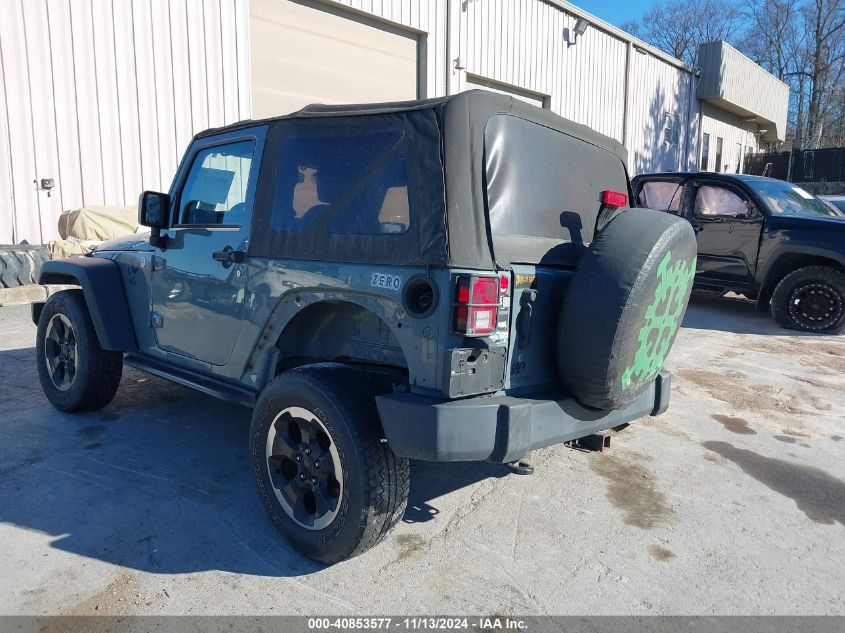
xmin=265 ymin=406 xmax=343 ymax=531
xmin=43 ymin=313 xmax=77 ymax=391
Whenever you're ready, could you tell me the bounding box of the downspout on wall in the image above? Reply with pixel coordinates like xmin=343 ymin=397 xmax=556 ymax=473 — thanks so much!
xmin=687 ymin=64 xmax=702 ymax=171
xmin=445 ymin=0 xmax=452 ymax=95
xmin=622 ymin=40 xmax=633 ymax=158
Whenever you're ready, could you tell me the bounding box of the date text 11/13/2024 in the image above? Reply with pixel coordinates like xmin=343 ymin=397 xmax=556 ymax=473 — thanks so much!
xmin=307 ymin=617 xmax=528 ymax=630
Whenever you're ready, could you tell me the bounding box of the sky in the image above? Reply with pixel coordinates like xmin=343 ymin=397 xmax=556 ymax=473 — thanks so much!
xmin=573 ymin=0 xmax=652 ymax=27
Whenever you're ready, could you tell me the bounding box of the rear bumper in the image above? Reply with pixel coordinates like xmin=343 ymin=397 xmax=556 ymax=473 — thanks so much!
xmin=376 ymin=371 xmax=671 ymax=463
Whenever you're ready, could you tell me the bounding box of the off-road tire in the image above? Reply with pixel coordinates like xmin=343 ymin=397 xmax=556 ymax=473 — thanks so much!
xmin=36 ymin=290 xmax=123 ymax=412
xmin=0 ymin=245 xmax=50 ymax=288
xmin=250 ymin=363 xmax=409 ymax=563
xmin=770 ymin=265 xmax=845 ymax=333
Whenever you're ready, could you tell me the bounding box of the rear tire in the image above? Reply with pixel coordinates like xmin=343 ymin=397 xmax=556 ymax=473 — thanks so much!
xmin=770 ymin=266 xmax=845 ymax=332
xmin=250 ymin=363 xmax=409 ymax=563
xmin=36 ymin=290 xmax=123 ymax=412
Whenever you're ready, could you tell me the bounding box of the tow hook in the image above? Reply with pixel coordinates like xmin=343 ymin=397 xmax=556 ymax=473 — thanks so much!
xmin=504 ymin=460 xmax=535 ymax=475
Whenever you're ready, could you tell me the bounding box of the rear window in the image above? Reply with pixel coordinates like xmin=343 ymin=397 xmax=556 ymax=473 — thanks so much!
xmin=484 ymin=115 xmax=629 ymax=263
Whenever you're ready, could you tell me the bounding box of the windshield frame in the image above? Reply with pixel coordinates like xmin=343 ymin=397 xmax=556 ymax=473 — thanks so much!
xmin=746 ymin=179 xmax=842 ymax=219
xmin=819 ymin=197 xmax=845 ymax=216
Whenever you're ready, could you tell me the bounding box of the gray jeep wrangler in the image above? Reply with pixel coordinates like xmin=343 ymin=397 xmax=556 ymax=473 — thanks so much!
xmin=33 ymin=91 xmax=696 ymax=563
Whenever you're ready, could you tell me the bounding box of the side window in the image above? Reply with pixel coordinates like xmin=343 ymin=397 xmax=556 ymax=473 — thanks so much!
xmin=663 ymin=113 xmax=680 ymax=146
xmin=694 ymin=185 xmax=750 ymax=218
xmin=271 ymin=131 xmax=410 ymax=236
xmin=714 ymin=137 xmax=724 ymax=173
xmin=178 ymin=140 xmax=256 ymax=226
xmin=639 ymin=180 xmax=684 ymax=213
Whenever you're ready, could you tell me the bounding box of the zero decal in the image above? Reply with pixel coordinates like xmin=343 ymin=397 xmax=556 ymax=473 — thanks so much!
xmin=371 ymin=272 xmax=402 ymax=290
xmin=620 ymin=251 xmax=696 ymax=391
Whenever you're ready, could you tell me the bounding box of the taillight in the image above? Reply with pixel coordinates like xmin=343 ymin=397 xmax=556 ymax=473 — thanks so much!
xmin=499 ymin=274 xmax=509 ymax=294
xmin=454 ymin=275 xmax=499 ymax=336
xmin=602 ymin=190 xmax=628 ymax=207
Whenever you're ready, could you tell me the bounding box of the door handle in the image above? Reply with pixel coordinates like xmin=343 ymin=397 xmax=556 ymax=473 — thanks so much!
xmin=212 ymin=246 xmax=246 ymax=265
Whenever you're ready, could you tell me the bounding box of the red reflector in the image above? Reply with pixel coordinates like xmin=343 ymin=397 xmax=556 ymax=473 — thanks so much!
xmin=499 ymin=274 xmax=509 ymax=293
xmin=602 ymin=190 xmax=628 ymax=207
xmin=456 ymin=279 xmax=470 ymax=304
xmin=471 ymin=277 xmax=498 ymax=305
xmin=455 ymin=305 xmax=468 ymax=330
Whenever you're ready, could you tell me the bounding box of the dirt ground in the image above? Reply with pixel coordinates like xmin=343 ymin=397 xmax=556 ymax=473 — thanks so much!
xmin=0 ymin=294 xmax=842 ymax=616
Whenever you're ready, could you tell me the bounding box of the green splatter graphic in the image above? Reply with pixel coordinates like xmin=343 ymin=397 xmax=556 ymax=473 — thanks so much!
xmin=620 ymin=250 xmax=695 ymax=391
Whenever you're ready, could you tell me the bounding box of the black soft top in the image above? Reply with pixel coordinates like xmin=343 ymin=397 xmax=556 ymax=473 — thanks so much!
xmin=197 ymin=91 xmax=627 ymax=160
xmin=222 ymin=91 xmax=630 ymax=270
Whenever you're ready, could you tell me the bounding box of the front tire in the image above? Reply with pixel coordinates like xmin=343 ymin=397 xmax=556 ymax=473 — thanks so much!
xmin=36 ymin=290 xmax=123 ymax=411
xmin=250 ymin=363 xmax=409 ymax=563
xmin=770 ymin=266 xmax=845 ymax=332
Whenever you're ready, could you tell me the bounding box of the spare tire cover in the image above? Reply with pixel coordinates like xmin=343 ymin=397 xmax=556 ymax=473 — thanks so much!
xmin=556 ymin=208 xmax=696 ymax=410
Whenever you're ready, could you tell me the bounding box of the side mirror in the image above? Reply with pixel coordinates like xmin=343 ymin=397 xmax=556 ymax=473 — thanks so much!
xmin=138 ymin=191 xmax=170 ymax=228
xmin=138 ymin=191 xmax=171 ymax=249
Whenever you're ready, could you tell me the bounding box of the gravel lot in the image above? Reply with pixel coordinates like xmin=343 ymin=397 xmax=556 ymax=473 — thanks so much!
xmin=0 ymin=295 xmax=842 ymax=616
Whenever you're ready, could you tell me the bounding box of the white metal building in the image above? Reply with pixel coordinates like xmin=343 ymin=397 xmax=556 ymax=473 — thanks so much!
xmin=0 ymin=0 xmax=789 ymax=245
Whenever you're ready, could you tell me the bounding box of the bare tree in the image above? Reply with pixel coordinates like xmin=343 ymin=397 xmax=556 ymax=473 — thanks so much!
xmin=741 ymin=0 xmax=845 ymax=148
xmin=804 ymin=0 xmax=845 ymax=147
xmin=621 ymin=0 xmax=745 ymax=66
xmin=740 ymin=0 xmax=811 ymax=145
xmin=740 ymin=0 xmax=804 ymax=80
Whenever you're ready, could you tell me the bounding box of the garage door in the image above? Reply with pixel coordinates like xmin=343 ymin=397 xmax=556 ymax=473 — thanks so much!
xmin=465 ymin=74 xmax=548 ymax=109
xmin=250 ymin=0 xmax=419 ymax=118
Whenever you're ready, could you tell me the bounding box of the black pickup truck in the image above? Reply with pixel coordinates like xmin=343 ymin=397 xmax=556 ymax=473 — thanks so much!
xmin=631 ymin=172 xmax=845 ymax=333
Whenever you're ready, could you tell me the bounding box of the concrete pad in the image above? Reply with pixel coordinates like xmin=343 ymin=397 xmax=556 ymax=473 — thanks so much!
xmin=0 ymin=294 xmax=842 ymax=615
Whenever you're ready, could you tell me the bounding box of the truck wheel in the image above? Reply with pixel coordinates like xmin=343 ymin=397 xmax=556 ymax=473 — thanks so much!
xmin=36 ymin=290 xmax=123 ymax=412
xmin=250 ymin=363 xmax=409 ymax=563
xmin=770 ymin=266 xmax=845 ymax=332
xmin=556 ymin=209 xmax=697 ymax=410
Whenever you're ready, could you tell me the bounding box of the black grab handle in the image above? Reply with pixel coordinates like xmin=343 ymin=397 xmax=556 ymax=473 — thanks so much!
xmin=212 ymin=247 xmax=246 ymax=264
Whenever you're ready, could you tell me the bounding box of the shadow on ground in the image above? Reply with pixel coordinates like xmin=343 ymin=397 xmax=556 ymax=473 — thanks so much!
xmin=682 ymin=293 xmax=838 ymax=337
xmin=0 ymin=347 xmax=500 ymax=577
xmin=703 ymin=441 xmax=844 ymax=526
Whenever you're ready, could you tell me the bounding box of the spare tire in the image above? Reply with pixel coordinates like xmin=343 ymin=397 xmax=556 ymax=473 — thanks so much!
xmin=556 ymin=208 xmax=696 ymax=410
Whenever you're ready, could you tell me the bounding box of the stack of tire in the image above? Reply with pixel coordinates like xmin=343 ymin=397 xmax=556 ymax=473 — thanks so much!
xmin=0 ymin=245 xmax=51 ymax=288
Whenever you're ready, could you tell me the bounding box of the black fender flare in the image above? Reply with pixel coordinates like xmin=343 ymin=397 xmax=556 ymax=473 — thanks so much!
xmin=35 ymin=258 xmax=138 ymax=352
xmin=245 ymin=290 xmax=427 ymax=388
xmin=757 ymin=246 xmax=845 ymax=302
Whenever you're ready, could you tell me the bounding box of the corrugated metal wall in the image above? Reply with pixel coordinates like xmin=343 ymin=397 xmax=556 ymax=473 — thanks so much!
xmin=627 ymin=48 xmax=699 ymax=175
xmin=315 ymin=0 xmax=701 ymax=170
xmin=452 ymin=0 xmax=697 ymax=172
xmin=0 ymin=0 xmax=250 ymax=245
xmin=2 ymin=0 xmax=783 ymax=246
xmin=455 ymin=0 xmax=627 ymax=143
